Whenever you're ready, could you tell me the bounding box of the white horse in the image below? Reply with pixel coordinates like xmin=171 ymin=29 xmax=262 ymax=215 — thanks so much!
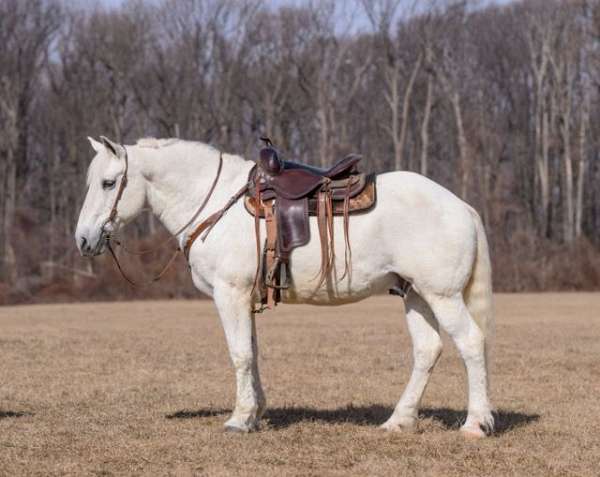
xmin=75 ymin=136 xmax=495 ymax=437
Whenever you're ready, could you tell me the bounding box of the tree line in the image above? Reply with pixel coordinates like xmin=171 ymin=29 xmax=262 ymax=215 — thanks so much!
xmin=1 ymin=0 xmax=599 ymax=304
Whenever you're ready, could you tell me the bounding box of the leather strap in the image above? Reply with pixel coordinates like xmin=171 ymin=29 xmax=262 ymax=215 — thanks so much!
xmin=315 ymin=191 xmax=329 ymax=288
xmin=250 ymin=186 xmax=262 ymax=300
xmin=107 ymin=152 xmax=224 ymax=288
xmin=100 ymin=147 xmax=130 ymax=243
xmin=102 ymin=151 xmax=129 ymax=225
xmin=264 ymin=201 xmax=277 ymax=309
xmin=340 ymin=180 xmax=352 ymax=281
xmin=313 ymin=188 xmax=336 ymax=291
xmin=183 ymin=180 xmax=250 ymax=259
xmin=117 ymin=154 xmax=224 ymax=256
xmin=107 ymin=241 xmax=181 ymax=288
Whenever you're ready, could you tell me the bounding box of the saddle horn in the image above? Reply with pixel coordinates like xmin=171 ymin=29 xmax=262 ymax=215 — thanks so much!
xmin=259 ymin=136 xmax=273 ymax=147
xmin=258 ymin=137 xmax=283 ymax=176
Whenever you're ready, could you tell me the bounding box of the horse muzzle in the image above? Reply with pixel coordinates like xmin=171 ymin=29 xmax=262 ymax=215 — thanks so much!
xmin=76 ymin=228 xmax=109 ymax=257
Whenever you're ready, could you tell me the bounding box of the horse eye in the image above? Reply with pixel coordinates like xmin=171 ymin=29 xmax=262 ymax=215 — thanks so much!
xmin=102 ymin=179 xmax=116 ymax=190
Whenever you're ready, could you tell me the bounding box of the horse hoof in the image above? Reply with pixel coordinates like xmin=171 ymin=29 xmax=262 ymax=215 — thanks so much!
xmin=224 ymin=425 xmax=250 ymax=433
xmin=380 ymin=416 xmax=416 ymax=432
xmin=460 ymin=424 xmax=487 ymax=439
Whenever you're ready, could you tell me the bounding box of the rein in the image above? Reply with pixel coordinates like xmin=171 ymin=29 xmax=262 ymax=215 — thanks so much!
xmin=102 ymin=148 xmax=224 ymax=287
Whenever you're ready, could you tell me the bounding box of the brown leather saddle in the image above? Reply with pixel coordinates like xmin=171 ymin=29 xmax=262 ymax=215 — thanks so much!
xmin=245 ymin=140 xmax=376 ymax=309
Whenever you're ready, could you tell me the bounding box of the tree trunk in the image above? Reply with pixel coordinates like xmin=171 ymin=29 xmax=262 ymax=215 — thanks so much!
xmin=316 ymin=57 xmax=332 ymax=168
xmin=396 ymin=54 xmax=422 ymax=171
xmin=2 ymin=148 xmax=18 ymax=283
xmin=575 ymin=104 xmax=588 ymax=239
xmin=48 ymin=147 xmax=59 ymax=282
xmin=527 ymin=23 xmax=552 ymax=238
xmin=562 ymin=122 xmax=574 ymax=243
xmin=558 ymin=61 xmax=574 ymax=243
xmin=539 ymin=96 xmax=551 ymax=238
xmin=420 ymin=74 xmax=433 ymax=176
xmin=0 ymin=155 xmax=5 ymax=274
xmin=385 ymin=66 xmax=401 ymax=170
xmin=317 ymin=100 xmax=330 ymax=167
xmin=449 ymin=91 xmax=469 ymax=200
xmin=575 ymin=3 xmax=591 ymax=239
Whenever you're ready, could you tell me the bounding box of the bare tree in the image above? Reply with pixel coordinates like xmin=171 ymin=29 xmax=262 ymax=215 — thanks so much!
xmin=430 ymin=2 xmax=472 ymax=199
xmin=0 ymin=0 xmax=61 ymax=282
xmin=362 ymin=0 xmax=424 ymax=171
xmin=2 ymin=0 xmax=600 ymax=303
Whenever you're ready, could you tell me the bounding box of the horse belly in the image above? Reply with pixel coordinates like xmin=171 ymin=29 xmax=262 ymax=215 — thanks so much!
xmin=279 ymin=210 xmax=398 ymax=306
xmin=281 ymin=270 xmax=397 ymax=305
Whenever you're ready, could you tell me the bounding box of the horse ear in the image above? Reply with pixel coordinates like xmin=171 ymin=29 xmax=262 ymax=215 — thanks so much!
xmin=100 ymin=136 xmax=126 ymax=159
xmin=87 ymin=136 xmax=102 ymax=153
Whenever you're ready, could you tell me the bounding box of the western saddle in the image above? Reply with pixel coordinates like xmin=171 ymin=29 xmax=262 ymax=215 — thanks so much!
xmin=244 ymin=139 xmax=376 ymax=309
xmin=183 ymin=139 xmax=377 ymax=311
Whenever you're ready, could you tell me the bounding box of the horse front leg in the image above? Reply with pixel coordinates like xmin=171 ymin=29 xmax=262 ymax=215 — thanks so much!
xmin=213 ymin=283 xmax=266 ymax=432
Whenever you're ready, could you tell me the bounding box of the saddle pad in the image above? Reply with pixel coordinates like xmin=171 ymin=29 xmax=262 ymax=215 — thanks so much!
xmin=244 ymin=180 xmax=377 ymax=218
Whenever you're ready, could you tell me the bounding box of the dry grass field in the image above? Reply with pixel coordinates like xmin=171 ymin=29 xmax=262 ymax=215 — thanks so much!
xmin=0 ymin=294 xmax=599 ymax=476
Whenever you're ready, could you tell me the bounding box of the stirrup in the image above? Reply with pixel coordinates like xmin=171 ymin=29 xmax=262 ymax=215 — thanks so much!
xmin=389 ymin=279 xmax=412 ymax=298
xmin=265 ymin=258 xmax=289 ymax=290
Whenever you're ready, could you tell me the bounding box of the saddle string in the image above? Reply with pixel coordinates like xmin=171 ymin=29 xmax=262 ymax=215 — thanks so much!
xmin=311 ymin=183 xmax=353 ymax=288
xmin=326 ymin=188 xmax=335 ymax=274
xmin=106 ymin=152 xmax=224 ymax=287
xmin=314 ymin=188 xmax=336 ymax=290
xmin=339 ymin=181 xmax=352 ymax=281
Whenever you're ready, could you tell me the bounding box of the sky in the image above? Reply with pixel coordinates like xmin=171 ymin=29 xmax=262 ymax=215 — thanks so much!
xmin=94 ymin=0 xmax=517 ymax=10
xmin=88 ymin=0 xmax=518 ymax=34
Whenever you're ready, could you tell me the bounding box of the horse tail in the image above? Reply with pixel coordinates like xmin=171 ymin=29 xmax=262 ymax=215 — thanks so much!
xmin=464 ymin=207 xmax=495 ymax=342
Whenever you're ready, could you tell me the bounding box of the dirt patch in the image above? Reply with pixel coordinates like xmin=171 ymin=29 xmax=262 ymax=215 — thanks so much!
xmin=0 ymin=294 xmax=598 ymax=476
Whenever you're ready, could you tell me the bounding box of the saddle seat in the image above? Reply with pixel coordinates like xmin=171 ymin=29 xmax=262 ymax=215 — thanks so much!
xmin=282 ymin=154 xmax=362 ymax=179
xmin=244 ymin=145 xmax=377 ymax=310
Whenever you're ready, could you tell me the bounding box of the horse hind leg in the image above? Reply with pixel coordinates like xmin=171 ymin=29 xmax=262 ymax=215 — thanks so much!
xmin=424 ymin=293 xmax=494 ymax=437
xmin=382 ymin=290 xmax=442 ymax=432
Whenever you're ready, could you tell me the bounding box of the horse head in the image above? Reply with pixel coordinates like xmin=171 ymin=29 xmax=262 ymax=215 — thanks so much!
xmin=75 ymin=136 xmax=145 ymax=256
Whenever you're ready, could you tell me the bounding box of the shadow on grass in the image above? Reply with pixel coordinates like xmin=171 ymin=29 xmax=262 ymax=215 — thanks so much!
xmin=166 ymin=405 xmax=539 ymax=435
xmin=420 ymin=408 xmax=540 ymax=434
xmin=0 ymin=410 xmax=32 ymax=419
xmin=166 ymin=408 xmax=230 ymax=419
xmin=265 ymin=404 xmax=391 ymax=430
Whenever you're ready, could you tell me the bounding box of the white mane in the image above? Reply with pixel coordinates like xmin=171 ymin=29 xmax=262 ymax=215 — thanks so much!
xmin=135 ymin=138 xmax=229 ymax=161
xmin=136 ymin=137 xmax=180 ymax=149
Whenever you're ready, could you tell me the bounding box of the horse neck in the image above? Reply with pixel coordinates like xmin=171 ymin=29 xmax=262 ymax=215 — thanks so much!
xmin=134 ymin=142 xmax=252 ymax=238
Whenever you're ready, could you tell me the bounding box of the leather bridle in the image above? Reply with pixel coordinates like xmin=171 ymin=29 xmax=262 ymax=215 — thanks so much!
xmin=99 ymin=144 xmax=226 ymax=287
xmin=98 ymin=145 xmax=130 ymax=250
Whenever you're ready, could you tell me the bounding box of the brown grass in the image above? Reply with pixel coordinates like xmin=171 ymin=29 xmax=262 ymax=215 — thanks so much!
xmin=0 ymin=294 xmax=598 ymax=476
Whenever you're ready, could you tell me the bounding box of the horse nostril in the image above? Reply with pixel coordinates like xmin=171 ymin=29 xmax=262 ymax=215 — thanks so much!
xmin=80 ymin=236 xmax=89 ymax=251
